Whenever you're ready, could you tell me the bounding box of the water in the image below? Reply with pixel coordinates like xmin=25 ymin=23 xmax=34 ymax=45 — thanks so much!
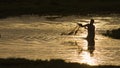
xmin=0 ymin=15 xmax=120 ymax=66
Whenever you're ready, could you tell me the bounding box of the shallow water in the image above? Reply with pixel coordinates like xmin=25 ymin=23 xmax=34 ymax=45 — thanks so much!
xmin=0 ymin=15 xmax=120 ymax=66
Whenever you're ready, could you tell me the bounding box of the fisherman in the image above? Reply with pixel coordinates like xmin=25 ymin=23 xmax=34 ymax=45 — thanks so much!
xmin=77 ymin=19 xmax=95 ymax=54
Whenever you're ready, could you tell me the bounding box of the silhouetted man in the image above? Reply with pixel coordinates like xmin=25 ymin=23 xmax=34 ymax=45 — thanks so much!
xmin=78 ymin=19 xmax=95 ymax=54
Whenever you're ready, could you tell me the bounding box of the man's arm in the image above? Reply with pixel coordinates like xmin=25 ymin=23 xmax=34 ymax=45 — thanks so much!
xmin=77 ymin=23 xmax=88 ymax=27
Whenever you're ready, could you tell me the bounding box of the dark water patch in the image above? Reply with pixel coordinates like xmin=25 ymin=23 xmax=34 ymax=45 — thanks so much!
xmin=0 ymin=58 xmax=119 ymax=68
xmin=45 ymin=16 xmax=63 ymax=21
xmin=61 ymin=41 xmax=78 ymax=46
xmin=102 ymin=28 xmax=120 ymax=39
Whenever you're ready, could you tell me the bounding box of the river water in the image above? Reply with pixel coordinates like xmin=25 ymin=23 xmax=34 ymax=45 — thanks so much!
xmin=0 ymin=15 xmax=120 ymax=66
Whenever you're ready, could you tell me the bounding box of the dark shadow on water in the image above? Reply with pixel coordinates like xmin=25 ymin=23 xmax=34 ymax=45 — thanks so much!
xmin=102 ymin=28 xmax=120 ymax=39
xmin=76 ymin=40 xmax=95 ymax=57
xmin=61 ymin=41 xmax=78 ymax=46
xmin=0 ymin=58 xmax=119 ymax=68
xmin=62 ymin=40 xmax=95 ymax=56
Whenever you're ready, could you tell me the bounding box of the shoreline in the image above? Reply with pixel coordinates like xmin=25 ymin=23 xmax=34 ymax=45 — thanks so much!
xmin=0 ymin=58 xmax=120 ymax=68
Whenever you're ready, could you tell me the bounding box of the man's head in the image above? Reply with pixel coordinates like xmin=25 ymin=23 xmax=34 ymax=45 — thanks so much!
xmin=90 ymin=19 xmax=94 ymax=24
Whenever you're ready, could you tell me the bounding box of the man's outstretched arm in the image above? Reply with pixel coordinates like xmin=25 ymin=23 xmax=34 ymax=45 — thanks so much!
xmin=77 ymin=23 xmax=88 ymax=27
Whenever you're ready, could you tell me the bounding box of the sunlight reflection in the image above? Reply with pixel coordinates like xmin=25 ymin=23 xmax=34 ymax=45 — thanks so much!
xmin=71 ymin=50 xmax=98 ymax=66
xmin=80 ymin=51 xmax=97 ymax=66
xmin=74 ymin=36 xmax=97 ymax=66
xmin=71 ymin=39 xmax=98 ymax=66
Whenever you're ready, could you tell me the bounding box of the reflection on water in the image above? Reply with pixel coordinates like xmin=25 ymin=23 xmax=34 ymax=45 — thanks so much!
xmin=80 ymin=51 xmax=97 ymax=65
xmin=70 ymin=40 xmax=96 ymax=66
xmin=0 ymin=15 xmax=120 ymax=66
